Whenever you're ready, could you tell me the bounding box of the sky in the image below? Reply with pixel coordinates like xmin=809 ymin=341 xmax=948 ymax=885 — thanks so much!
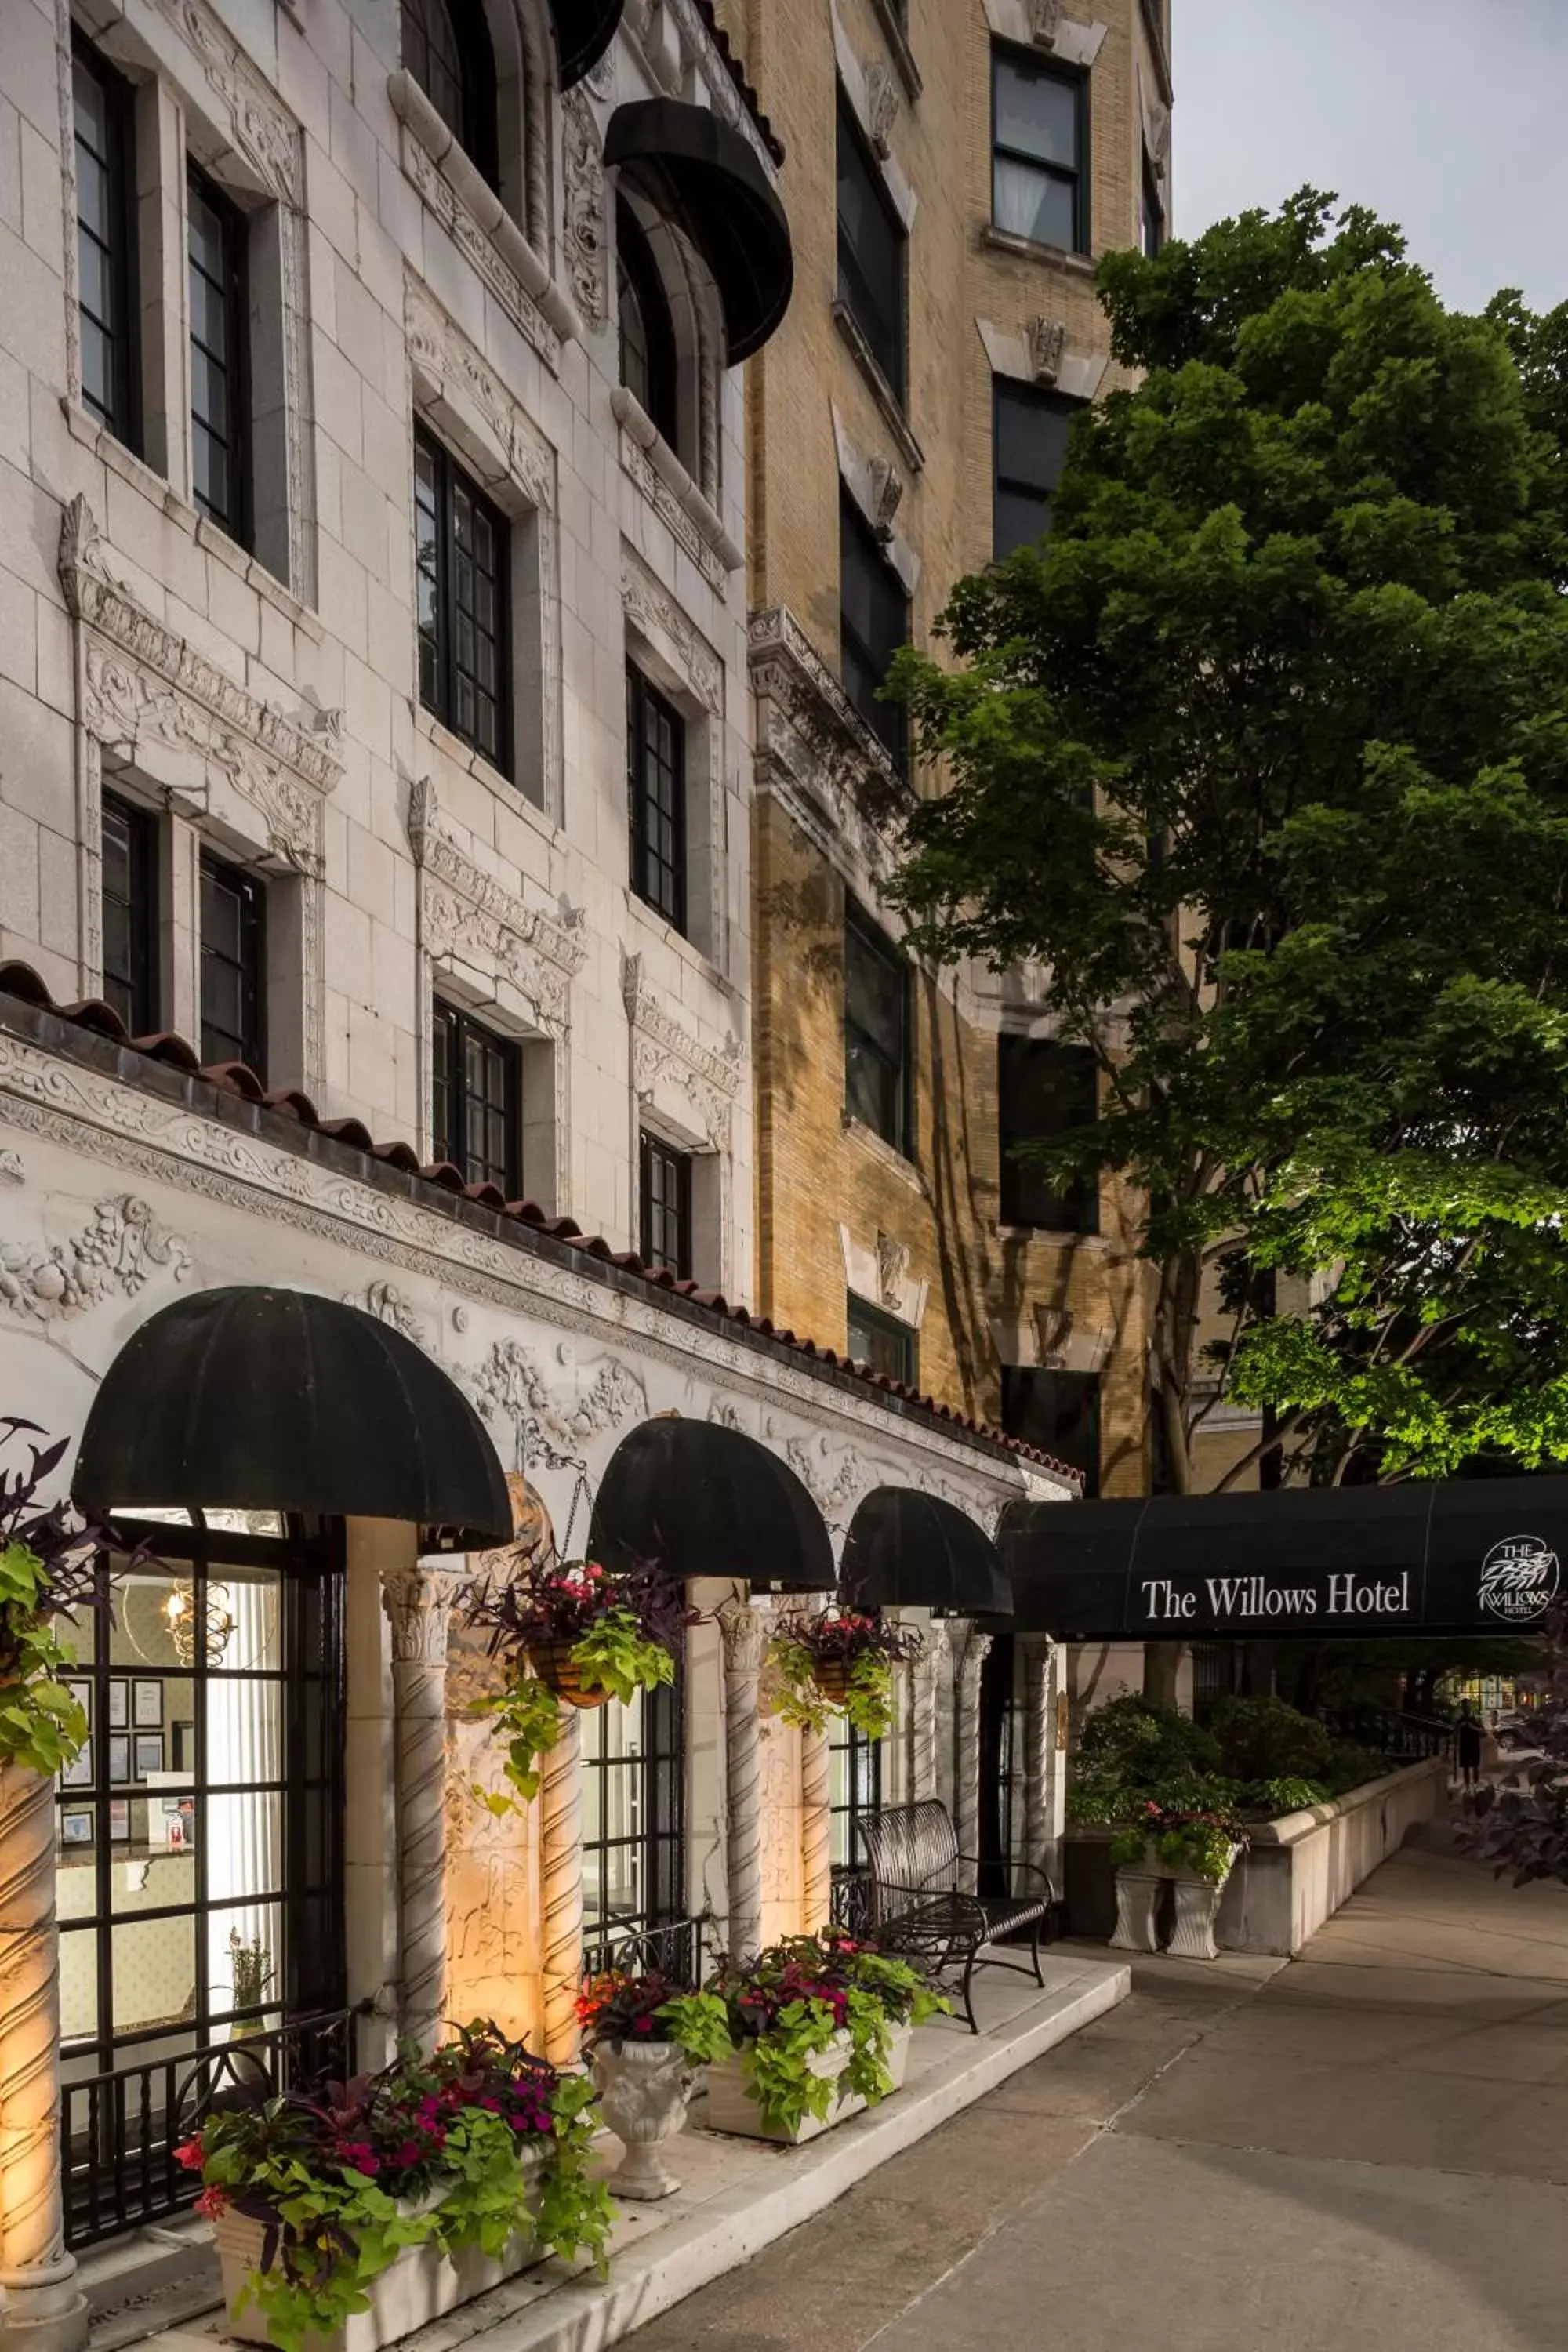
xmin=1171 ymin=0 xmax=1568 ymax=318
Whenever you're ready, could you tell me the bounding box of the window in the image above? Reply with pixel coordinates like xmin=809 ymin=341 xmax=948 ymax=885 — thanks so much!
xmin=836 ymin=89 xmax=906 ymax=402
xmin=617 ymin=200 xmax=678 ymax=448
xmin=401 ymin=0 xmax=498 ymax=187
xmin=639 ymin=1131 xmax=693 ymax=1279
xmin=1142 ymin=162 xmax=1164 ymax=258
xmin=993 ymin=380 xmax=1075 ymax=559
xmin=580 ymin=1668 xmax=684 ymax=1936
xmin=1002 ymin=1367 xmax=1101 ymax=1494
xmin=73 ymin=40 xmax=139 ymax=449
xmin=997 ymin=1036 xmax=1099 ymax=1232
xmin=100 ymin=793 xmax=158 ymax=1038
xmin=840 ymin=489 xmax=909 ymax=769
xmin=199 ymin=851 xmax=266 ymax=1075
xmin=830 ymin=1720 xmax=883 ymax=1871
xmin=846 ymin=1292 xmax=917 ymax=1387
xmin=844 ymin=901 xmax=912 ymax=1151
xmin=432 ymin=1000 xmax=522 ymax=1196
xmin=993 ymin=46 xmax=1087 ymax=254
xmin=187 ymin=166 xmax=251 ymax=547
xmin=415 ymin=428 xmax=510 ymax=773
xmin=626 ymin=663 xmax=686 ymax=931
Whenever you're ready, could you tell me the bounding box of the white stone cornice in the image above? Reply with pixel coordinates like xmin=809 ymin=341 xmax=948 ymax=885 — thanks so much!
xmin=622 ymin=549 xmax=724 ymax=716
xmin=622 ymin=956 xmax=742 ymax=1100
xmin=408 ymin=778 xmax=586 ymax=1036
xmin=747 ymin=604 xmax=907 ymax=891
xmin=143 ymin=0 xmax=302 ymax=205
xmin=405 ymin=280 xmax=557 ymax=514
xmin=612 ymin=385 xmax=740 ymax=590
xmin=976 ymin=318 xmax=1109 ymax=405
xmin=622 ymin=953 xmax=741 ymax=1155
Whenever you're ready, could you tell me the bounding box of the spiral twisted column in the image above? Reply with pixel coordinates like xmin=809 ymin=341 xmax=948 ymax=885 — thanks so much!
xmin=908 ymin=1625 xmax=944 ymax=1802
xmin=1020 ymin=1635 xmax=1061 ymax=1898
xmin=953 ymin=1628 xmax=993 ymax=1894
xmin=932 ymin=1621 xmax=958 ymax=1819
xmin=800 ymin=1722 xmax=833 ymax=1935
xmin=0 ymin=1762 xmax=85 ymax=2352
xmin=539 ymin=1708 xmax=583 ymax=2064
xmin=381 ymin=1565 xmax=460 ymax=2054
xmin=718 ymin=1599 xmax=771 ymax=1961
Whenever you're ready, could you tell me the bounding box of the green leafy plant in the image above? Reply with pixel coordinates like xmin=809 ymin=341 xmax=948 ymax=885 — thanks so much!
xmin=0 ymin=1420 xmax=120 ymax=1777
xmin=1110 ymin=1796 xmax=1244 ymax=1883
xmin=707 ymin=1930 xmax=946 ymax=2137
xmin=1240 ymin=1775 xmax=1328 ymax=1818
xmin=189 ymin=2022 xmax=613 ymax=2352
xmin=769 ymin=1612 xmax=921 ymax=1740
xmin=575 ymin=1969 xmax=733 ymax=2066
xmin=1210 ymin=1697 xmax=1335 ymax=1785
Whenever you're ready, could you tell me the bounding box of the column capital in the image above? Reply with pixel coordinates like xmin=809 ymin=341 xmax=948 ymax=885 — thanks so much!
xmin=381 ymin=1563 xmax=463 ymax=1665
xmin=955 ymin=1624 xmax=993 ymax=1684
xmin=717 ymin=1595 xmax=773 ymax=1678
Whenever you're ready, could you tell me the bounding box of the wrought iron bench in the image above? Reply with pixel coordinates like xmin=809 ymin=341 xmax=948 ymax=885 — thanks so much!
xmin=856 ymin=1799 xmax=1058 ymax=2034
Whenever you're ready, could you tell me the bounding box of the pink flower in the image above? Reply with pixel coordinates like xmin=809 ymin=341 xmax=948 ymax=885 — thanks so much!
xmin=392 ymin=2140 xmax=423 ymax=2169
xmin=194 ymin=2186 xmax=229 ymax=2220
xmin=336 ymin=2141 xmax=378 ymax=2176
xmin=478 ymin=2095 xmax=501 ymax=2111
xmin=633 ymin=2014 xmax=653 ymax=2033
xmin=174 ymin=2136 xmax=205 ymax=2173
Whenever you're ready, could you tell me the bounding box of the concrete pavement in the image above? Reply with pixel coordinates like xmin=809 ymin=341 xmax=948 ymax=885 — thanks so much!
xmin=625 ymin=1824 xmax=1568 ymax=2350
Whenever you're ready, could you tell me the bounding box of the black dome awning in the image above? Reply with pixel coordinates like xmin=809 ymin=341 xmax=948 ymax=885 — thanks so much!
xmin=548 ymin=0 xmax=623 ymax=89
xmin=604 ymin=98 xmax=793 ymax=363
xmin=840 ymin=1487 xmax=1012 ymax=1617
xmin=1000 ymin=1479 xmax=1568 ymax=1640
xmin=588 ymin=1419 xmax=833 ymax=1589
xmin=72 ymin=1286 xmax=511 ymax=1547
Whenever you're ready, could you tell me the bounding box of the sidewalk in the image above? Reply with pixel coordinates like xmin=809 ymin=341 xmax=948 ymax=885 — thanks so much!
xmin=622 ymin=1823 xmax=1568 ymax=2350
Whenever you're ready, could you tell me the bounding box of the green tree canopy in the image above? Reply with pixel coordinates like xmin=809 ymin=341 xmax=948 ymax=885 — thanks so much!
xmin=891 ymin=191 xmax=1568 ymax=1494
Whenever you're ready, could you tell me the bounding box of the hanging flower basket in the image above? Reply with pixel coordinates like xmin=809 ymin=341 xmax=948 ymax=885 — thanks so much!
xmin=768 ymin=1611 xmax=922 ymax=1740
xmin=811 ymin=1658 xmax=856 ymax=1706
xmin=525 ymin=1638 xmax=612 ymax=1710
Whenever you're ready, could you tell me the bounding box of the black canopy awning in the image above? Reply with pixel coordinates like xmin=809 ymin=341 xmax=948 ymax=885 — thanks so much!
xmin=604 ymin=98 xmax=793 ymax=363
xmin=1001 ymin=1479 xmax=1568 ymax=1639
xmin=588 ymin=1419 xmax=833 ymax=1589
xmin=72 ymin=1287 xmax=511 ymax=1547
xmin=547 ymin=0 xmax=622 ymax=89
xmin=840 ymin=1487 xmax=1012 ymax=1617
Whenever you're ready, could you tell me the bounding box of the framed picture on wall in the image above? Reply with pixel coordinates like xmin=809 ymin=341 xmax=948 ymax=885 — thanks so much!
xmin=107 ymin=1799 xmax=131 ymax=1843
xmin=107 ymin=1734 xmax=130 ymax=1786
xmin=60 ymin=1808 xmax=93 ymax=1848
xmin=107 ymin=1679 xmax=129 ymax=1729
xmin=133 ymin=1680 xmax=164 ymax=1729
xmin=133 ymin=1733 xmax=163 ymax=1780
xmin=59 ymin=1739 xmax=92 ymax=1791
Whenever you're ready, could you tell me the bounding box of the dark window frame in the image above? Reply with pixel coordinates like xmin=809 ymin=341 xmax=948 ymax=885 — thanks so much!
xmin=639 ymin=1130 xmax=694 ymax=1280
xmin=1142 ymin=159 xmax=1165 ymax=258
xmin=72 ymin=36 xmax=140 ymax=452
xmin=431 ymin=997 xmax=524 ymax=1197
xmin=626 ymin=662 xmax=688 ymax=933
xmin=187 ymin=162 xmax=252 ymax=550
xmin=839 ymin=488 xmax=909 ymax=771
xmin=198 ymin=849 xmax=266 ymax=1076
xmin=845 ymin=1290 xmax=918 ymax=1387
xmin=1001 ymin=1366 xmax=1102 ymax=1496
xmin=990 ymin=41 xmax=1090 ymax=256
xmin=997 ymin=1034 xmax=1100 ymax=1233
xmin=993 ymin=377 xmax=1076 ymax=560
xmin=835 ymin=86 xmax=907 ymax=405
xmin=100 ymin=791 xmax=158 ymax=1039
xmin=616 ymin=198 xmax=680 ymax=450
xmin=415 ymin=424 xmax=512 ymax=778
xmin=580 ymin=1659 xmax=686 ymax=1937
xmin=400 ymin=0 xmax=499 ymax=190
xmin=844 ymin=897 xmax=914 ymax=1155
xmin=830 ymin=1718 xmax=884 ymax=1872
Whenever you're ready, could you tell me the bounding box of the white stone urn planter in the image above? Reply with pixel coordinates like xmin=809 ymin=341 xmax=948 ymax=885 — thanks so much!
xmin=212 ymin=2147 xmax=549 ymax=2352
xmin=1164 ymin=1850 xmax=1241 ymax=1963
xmin=590 ymin=2037 xmax=698 ymax=2199
xmin=1109 ymin=1868 xmax=1163 ymax=1953
xmin=701 ymin=2020 xmax=913 ymax=2145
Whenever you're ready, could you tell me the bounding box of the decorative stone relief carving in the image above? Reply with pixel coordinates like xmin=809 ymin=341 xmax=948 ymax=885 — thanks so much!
xmin=382 ymin=1566 xmax=461 ymax=2050
xmin=408 ymin=778 xmax=585 ymax=1036
xmin=1145 ymin=95 xmax=1172 ymax=171
xmin=400 ymin=133 xmax=560 ymax=369
xmin=350 ymin=1281 xmax=430 ymax=1346
xmin=785 ymin=1435 xmax=865 ymax=1525
xmin=617 ymin=426 xmax=728 ymax=593
xmin=1029 ymin=0 xmax=1063 ymax=45
xmin=622 ymin=551 xmax=724 ymax=716
xmin=144 ymin=0 xmax=302 ymax=202
xmin=405 ymin=281 xmax=557 ymax=514
xmin=866 ymin=456 xmax=905 ymax=539
xmin=1034 ymin=1302 xmax=1075 ymax=1366
xmin=467 ymin=1335 xmax=648 ymax=1452
xmin=0 ymin=1196 xmax=190 ymax=1324
xmin=1028 ymin=315 xmax=1069 ymax=387
xmin=622 ymin=954 xmax=742 ymax=1152
xmin=748 ymin=606 xmax=904 ymax=891
xmin=561 ymin=90 xmax=608 ymax=329
xmin=864 ymin=63 xmax=899 ymax=156
xmin=876 ymin=1230 xmax=912 ymax=1312
xmin=0 ymin=1150 xmax=22 ymax=1185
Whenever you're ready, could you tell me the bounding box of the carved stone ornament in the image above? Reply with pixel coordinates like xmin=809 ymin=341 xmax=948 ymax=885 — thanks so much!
xmin=1145 ymin=96 xmax=1172 ymax=170
xmin=466 ymin=1334 xmax=648 ymax=1452
xmin=381 ymin=1562 xmax=462 ymax=1667
xmin=1028 ymin=315 xmax=1069 ymax=387
xmin=408 ymin=779 xmax=586 ymax=1036
xmin=405 ymin=281 xmax=555 ymax=514
xmin=0 ymin=1149 xmax=22 ymax=1185
xmin=0 ymin=1195 xmax=190 ymax=1323
xmin=866 ymin=456 xmax=905 ymax=540
xmin=623 ymin=953 xmax=742 ymax=1152
xmin=562 ymin=89 xmax=608 ymax=329
xmin=1034 ymin=1301 xmax=1075 ymax=1366
xmin=864 ymin=64 xmax=900 ymax=158
xmin=400 ymin=132 xmax=560 ymax=371
xmin=350 ymin=1280 xmax=429 ymax=1346
xmin=145 ymin=0 xmax=302 ymax=204
xmin=876 ymin=1229 xmax=911 ymax=1311
xmin=1029 ymin=0 xmax=1064 ymax=46
xmin=622 ymin=552 xmax=724 ymax=717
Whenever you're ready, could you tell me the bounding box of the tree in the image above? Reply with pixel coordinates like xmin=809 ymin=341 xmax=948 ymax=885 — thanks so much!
xmin=890 ymin=191 xmax=1568 ymax=1507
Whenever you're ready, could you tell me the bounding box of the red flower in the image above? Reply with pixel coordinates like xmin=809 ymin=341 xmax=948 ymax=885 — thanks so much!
xmin=194 ymin=2186 xmax=229 ymax=2220
xmin=633 ymin=2014 xmax=653 ymax=2033
xmin=173 ymin=2136 xmax=205 ymax=2173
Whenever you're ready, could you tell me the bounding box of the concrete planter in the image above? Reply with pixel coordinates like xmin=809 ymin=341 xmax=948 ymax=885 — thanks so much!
xmin=702 ymin=2020 xmax=913 ymax=2144
xmin=1217 ymin=1758 xmax=1446 ymax=1957
xmin=1166 ymin=1866 xmax=1235 ymax=1962
xmin=212 ymin=2147 xmax=549 ymax=2352
xmin=1109 ymin=1868 xmax=1163 ymax=1953
xmin=590 ymin=2037 xmax=698 ymax=2199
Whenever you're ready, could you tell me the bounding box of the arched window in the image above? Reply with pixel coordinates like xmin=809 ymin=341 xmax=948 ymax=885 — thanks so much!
xmin=401 ymin=0 xmax=499 ymax=191
xmin=617 ymin=198 xmax=679 ymax=449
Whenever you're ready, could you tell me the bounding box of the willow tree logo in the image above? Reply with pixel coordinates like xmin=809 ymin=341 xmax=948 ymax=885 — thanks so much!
xmin=1479 ymin=1536 xmax=1560 ymax=1624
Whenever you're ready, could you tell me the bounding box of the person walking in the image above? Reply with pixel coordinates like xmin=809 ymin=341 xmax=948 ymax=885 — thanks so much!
xmin=1456 ymin=1706 xmax=1484 ymax=1795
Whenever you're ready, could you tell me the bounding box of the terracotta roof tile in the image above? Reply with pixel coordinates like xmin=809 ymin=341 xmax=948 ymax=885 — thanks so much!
xmin=0 ymin=962 xmax=1080 ymax=1489
xmin=689 ymin=2 xmax=784 ymax=165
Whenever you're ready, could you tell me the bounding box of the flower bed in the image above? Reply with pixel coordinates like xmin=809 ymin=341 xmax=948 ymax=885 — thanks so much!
xmin=187 ymin=2023 xmax=613 ymax=2352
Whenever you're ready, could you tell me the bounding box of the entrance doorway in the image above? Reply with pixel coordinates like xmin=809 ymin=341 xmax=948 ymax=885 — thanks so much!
xmin=55 ymin=1511 xmax=348 ymax=2245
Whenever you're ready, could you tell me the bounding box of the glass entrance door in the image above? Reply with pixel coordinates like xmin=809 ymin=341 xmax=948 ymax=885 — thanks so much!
xmin=55 ymin=1512 xmax=347 ymax=2245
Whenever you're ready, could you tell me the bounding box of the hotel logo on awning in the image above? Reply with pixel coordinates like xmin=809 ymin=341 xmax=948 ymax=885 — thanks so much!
xmin=1479 ymin=1536 xmax=1560 ymax=1624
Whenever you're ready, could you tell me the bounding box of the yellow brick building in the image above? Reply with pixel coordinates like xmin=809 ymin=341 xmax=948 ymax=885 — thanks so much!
xmin=716 ymin=0 xmax=1198 ymax=1504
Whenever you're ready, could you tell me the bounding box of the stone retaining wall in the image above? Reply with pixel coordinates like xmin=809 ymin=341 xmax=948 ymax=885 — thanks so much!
xmin=1216 ymin=1758 xmax=1448 ymax=1957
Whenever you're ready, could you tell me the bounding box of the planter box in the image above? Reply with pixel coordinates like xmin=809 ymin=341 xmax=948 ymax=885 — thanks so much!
xmin=1217 ymin=1757 xmax=1446 ymax=1957
xmin=213 ymin=2150 xmax=548 ymax=2352
xmin=701 ymin=2020 xmax=913 ymax=2146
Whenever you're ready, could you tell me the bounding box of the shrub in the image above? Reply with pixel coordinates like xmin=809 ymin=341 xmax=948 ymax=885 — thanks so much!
xmin=1324 ymin=1742 xmax=1387 ymax=1795
xmin=1239 ymin=1775 xmax=1329 ymax=1819
xmin=1077 ymin=1696 xmax=1221 ymax=1785
xmin=1209 ymin=1696 xmax=1334 ymax=1784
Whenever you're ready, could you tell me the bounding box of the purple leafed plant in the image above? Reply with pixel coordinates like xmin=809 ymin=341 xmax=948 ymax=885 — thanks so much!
xmin=1458 ymin=1606 xmax=1568 ymax=1886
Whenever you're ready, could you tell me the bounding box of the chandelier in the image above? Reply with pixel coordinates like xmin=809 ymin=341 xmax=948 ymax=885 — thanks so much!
xmin=162 ymin=1581 xmax=236 ymax=1667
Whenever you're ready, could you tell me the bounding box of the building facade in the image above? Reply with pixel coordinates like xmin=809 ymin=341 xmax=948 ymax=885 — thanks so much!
xmin=0 ymin=0 xmax=1074 ymax=2337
